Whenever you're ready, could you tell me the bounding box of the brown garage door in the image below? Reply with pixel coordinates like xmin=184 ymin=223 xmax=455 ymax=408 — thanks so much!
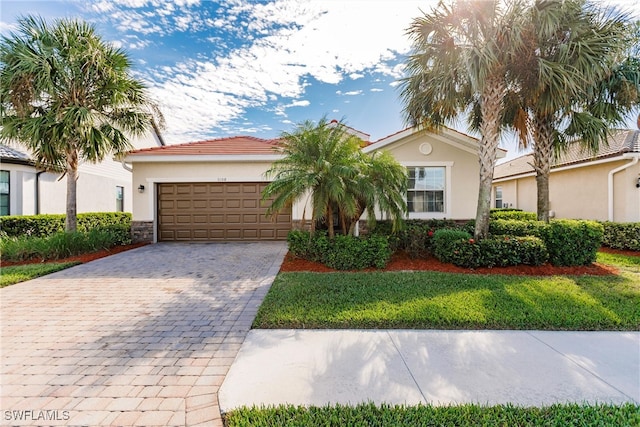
xmin=158 ymin=182 xmax=291 ymax=241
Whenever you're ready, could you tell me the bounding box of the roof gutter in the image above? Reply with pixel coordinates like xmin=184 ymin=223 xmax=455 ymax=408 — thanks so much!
xmin=608 ymin=153 xmax=639 ymax=221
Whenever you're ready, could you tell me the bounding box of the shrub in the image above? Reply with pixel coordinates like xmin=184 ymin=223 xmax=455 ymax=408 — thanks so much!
xmin=371 ymin=219 xmax=458 ymax=258
xmin=0 ymin=212 xmax=132 ymax=238
xmin=490 ymin=210 xmax=537 ymax=221
xmin=0 ymin=229 xmax=126 ymax=262
xmin=489 ymin=219 xmax=545 ymax=237
xmin=479 ymin=236 xmax=548 ymax=267
xmin=600 ymin=222 xmax=640 ymax=251
xmin=287 ymin=230 xmax=391 ymax=270
xmin=432 ymin=229 xmax=474 ymax=265
xmin=538 ymin=220 xmax=604 ymax=266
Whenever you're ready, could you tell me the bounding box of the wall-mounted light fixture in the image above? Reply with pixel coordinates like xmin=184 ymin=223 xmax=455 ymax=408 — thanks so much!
xmin=636 ymin=177 xmax=640 ymax=188
xmin=138 ymin=184 xmax=145 ymax=193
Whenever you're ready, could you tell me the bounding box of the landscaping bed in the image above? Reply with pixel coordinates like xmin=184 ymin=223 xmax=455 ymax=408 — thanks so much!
xmin=1 ymin=242 xmax=147 ymax=267
xmin=280 ymin=249 xmax=619 ymax=276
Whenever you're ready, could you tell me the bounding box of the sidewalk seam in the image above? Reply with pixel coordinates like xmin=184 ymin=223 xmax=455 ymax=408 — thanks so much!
xmin=525 ymin=331 xmax=638 ymax=403
xmin=386 ymin=331 xmax=428 ymax=404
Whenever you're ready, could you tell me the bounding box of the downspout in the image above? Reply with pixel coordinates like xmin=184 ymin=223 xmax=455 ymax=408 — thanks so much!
xmin=35 ymin=170 xmax=45 ymax=215
xmin=608 ymin=154 xmax=639 ymax=221
xmin=121 ymin=159 xmax=133 ymax=172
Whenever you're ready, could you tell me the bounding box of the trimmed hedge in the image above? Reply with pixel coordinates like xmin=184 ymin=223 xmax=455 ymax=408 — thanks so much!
xmin=287 ymin=230 xmax=391 ymax=270
xmin=0 ymin=212 xmax=132 ymax=238
xmin=600 ymin=222 xmax=640 ymax=251
xmin=489 ymin=219 xmax=545 ymax=237
xmin=433 ymin=230 xmax=548 ymax=268
xmin=371 ymin=219 xmax=458 ymax=258
xmin=490 ymin=210 xmax=538 ymax=221
xmin=537 ymin=220 xmax=603 ymax=266
xmin=1 ymin=229 xmax=130 ymax=262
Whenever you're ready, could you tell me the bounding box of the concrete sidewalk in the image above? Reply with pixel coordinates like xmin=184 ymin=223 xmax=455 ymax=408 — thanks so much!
xmin=219 ymin=330 xmax=639 ymax=412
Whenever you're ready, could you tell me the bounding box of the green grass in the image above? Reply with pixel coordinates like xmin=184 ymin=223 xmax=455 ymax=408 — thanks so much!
xmin=597 ymin=251 xmax=640 ymax=269
xmin=224 ymin=402 xmax=640 ymax=427
xmin=0 ymin=262 xmax=80 ymax=288
xmin=254 ymin=252 xmax=640 ymax=331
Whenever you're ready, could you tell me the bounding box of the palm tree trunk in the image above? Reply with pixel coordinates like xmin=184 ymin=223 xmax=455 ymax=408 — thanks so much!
xmin=327 ymin=204 xmax=335 ymax=238
xmin=65 ymin=148 xmax=79 ymax=232
xmin=532 ymin=114 xmax=554 ymax=223
xmin=474 ymin=77 xmax=505 ymax=240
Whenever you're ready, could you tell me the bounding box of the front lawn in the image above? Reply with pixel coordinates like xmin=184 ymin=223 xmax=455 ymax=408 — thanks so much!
xmin=224 ymin=402 xmax=640 ymax=427
xmin=0 ymin=263 xmax=80 ymax=288
xmin=253 ymin=253 xmax=639 ymax=330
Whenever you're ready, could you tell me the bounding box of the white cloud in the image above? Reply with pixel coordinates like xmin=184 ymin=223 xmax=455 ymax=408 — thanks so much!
xmin=370 ymin=88 xmax=383 ymax=92
xmin=134 ymin=0 xmax=435 ymax=142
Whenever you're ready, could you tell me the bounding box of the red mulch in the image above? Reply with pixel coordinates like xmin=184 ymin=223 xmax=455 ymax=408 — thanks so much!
xmin=2 ymin=243 xmax=148 ymax=267
xmin=280 ymin=250 xmax=626 ymax=276
xmin=598 ymin=247 xmax=640 ymax=257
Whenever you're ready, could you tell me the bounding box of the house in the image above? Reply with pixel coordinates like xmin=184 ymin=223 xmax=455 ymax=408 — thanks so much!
xmin=492 ymin=129 xmax=640 ymax=222
xmin=124 ymin=125 xmax=506 ymax=243
xmin=0 ymin=129 xmax=164 ymax=217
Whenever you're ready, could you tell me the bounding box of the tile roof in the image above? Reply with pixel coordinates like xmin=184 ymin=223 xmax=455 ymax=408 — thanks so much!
xmin=0 ymin=144 xmax=33 ymax=164
xmin=494 ymin=129 xmax=640 ymax=179
xmin=126 ymin=136 xmax=282 ymax=156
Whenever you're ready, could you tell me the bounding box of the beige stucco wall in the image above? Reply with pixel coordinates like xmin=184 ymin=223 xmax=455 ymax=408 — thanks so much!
xmin=381 ymin=132 xmax=480 ymax=220
xmin=493 ymin=158 xmax=640 ymax=222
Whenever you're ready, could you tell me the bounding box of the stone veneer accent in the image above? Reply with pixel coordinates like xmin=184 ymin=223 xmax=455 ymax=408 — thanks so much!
xmin=131 ymin=220 xmax=154 ymax=244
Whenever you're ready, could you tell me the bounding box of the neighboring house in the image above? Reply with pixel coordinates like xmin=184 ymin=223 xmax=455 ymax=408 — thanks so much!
xmin=492 ymin=129 xmax=640 ymax=222
xmin=0 ymin=130 xmax=164 ymax=216
xmin=124 ymin=125 xmax=506 ymax=243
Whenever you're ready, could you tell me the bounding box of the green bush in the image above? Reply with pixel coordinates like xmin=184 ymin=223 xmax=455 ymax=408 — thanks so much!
xmin=432 ymin=229 xmax=474 ymax=265
xmin=287 ymin=230 xmax=391 ymax=270
xmin=479 ymin=236 xmax=548 ymax=267
xmin=489 ymin=219 xmax=545 ymax=237
xmin=600 ymin=222 xmax=640 ymax=251
xmin=433 ymin=233 xmax=548 ymax=268
xmin=538 ymin=220 xmax=604 ymax=266
xmin=0 ymin=212 xmax=132 ymax=238
xmin=490 ymin=209 xmax=537 ymax=221
xmin=372 ymin=219 xmax=459 ymax=258
xmin=0 ymin=229 xmax=127 ymax=262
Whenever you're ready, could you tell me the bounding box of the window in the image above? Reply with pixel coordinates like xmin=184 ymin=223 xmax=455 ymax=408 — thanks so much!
xmin=116 ymin=186 xmax=124 ymax=212
xmin=407 ymin=167 xmax=445 ymax=213
xmin=495 ymin=186 xmax=503 ymax=209
xmin=0 ymin=171 xmax=9 ymax=216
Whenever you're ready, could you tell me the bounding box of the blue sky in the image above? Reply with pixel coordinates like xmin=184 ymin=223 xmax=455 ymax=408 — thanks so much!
xmin=1 ymin=0 xmax=638 ymax=157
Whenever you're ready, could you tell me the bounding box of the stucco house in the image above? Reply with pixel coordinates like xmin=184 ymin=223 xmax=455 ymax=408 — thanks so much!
xmin=0 ymin=130 xmax=164 ymax=217
xmin=492 ymin=129 xmax=640 ymax=222
xmin=124 ymin=124 xmax=506 ymax=243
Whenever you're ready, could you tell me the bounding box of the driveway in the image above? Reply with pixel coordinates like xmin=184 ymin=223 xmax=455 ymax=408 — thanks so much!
xmin=0 ymin=242 xmax=287 ymax=426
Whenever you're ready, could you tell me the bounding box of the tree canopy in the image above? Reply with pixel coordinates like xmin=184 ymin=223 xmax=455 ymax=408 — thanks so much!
xmin=0 ymin=15 xmax=162 ymax=230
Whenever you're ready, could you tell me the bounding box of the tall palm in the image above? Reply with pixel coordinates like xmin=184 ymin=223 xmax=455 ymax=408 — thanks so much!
xmin=0 ymin=16 xmax=162 ymax=231
xmin=401 ymin=0 xmax=527 ymax=240
xmin=505 ymin=0 xmax=638 ymax=222
xmin=262 ymin=117 xmax=407 ymax=238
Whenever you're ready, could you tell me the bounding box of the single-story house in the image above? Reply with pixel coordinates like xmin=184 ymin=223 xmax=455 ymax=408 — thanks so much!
xmin=124 ymin=124 xmax=506 ymax=243
xmin=0 ymin=129 xmax=164 ymax=217
xmin=492 ymin=128 xmax=640 ymax=222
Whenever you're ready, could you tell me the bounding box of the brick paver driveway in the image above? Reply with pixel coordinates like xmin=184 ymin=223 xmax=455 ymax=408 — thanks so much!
xmin=1 ymin=242 xmax=287 ymax=426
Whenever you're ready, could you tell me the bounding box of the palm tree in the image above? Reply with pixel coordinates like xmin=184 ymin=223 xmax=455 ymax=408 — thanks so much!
xmin=400 ymin=0 xmax=527 ymax=240
xmin=504 ymin=0 xmax=638 ymax=222
xmin=262 ymin=117 xmax=407 ymax=238
xmin=0 ymin=16 xmax=162 ymax=231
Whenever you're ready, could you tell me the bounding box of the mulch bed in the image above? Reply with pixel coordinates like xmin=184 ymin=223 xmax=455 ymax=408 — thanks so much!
xmin=1 ymin=243 xmax=148 ymax=267
xmin=280 ymin=250 xmax=625 ymax=276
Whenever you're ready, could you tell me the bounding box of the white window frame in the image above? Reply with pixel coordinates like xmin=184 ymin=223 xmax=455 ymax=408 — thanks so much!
xmin=494 ymin=186 xmax=503 ymax=209
xmin=116 ymin=186 xmax=124 ymax=212
xmin=403 ymin=162 xmax=453 ymax=219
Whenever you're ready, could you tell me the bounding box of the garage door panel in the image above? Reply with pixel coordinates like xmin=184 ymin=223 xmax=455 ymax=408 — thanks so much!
xmin=158 ymin=182 xmax=290 ymax=242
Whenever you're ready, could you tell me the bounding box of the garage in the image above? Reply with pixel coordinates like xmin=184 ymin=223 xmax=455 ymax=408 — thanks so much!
xmin=158 ymin=182 xmax=291 ymax=241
